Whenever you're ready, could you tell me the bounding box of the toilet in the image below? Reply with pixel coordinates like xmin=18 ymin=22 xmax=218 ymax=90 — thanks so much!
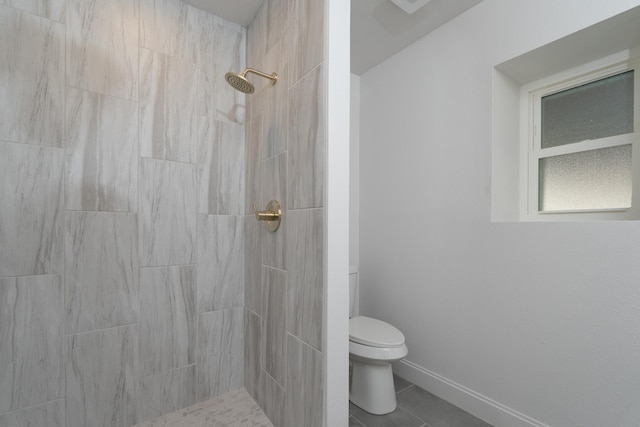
xmin=349 ymin=315 xmax=408 ymax=414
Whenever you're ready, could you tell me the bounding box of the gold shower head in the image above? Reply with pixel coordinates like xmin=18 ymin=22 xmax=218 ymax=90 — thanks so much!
xmin=225 ymin=68 xmax=278 ymax=94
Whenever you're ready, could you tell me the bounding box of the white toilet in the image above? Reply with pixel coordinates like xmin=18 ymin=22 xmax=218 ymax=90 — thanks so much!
xmin=349 ymin=313 xmax=408 ymax=414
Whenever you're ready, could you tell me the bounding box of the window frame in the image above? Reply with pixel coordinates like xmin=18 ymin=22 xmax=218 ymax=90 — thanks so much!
xmin=520 ymin=52 xmax=640 ymax=221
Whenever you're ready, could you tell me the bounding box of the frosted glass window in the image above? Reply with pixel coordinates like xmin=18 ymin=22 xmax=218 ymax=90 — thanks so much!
xmin=538 ymin=144 xmax=632 ymax=212
xmin=541 ymin=71 xmax=634 ymax=149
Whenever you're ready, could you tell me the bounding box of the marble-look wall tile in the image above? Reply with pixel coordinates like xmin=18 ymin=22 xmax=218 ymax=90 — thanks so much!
xmin=66 ymin=0 xmax=139 ymax=100
xmin=197 ymin=308 xmax=244 ymax=400
xmin=262 ymin=267 xmax=287 ymax=387
xmin=66 ymin=325 xmax=137 ymax=427
xmin=286 ymin=208 xmax=323 ymax=351
xmin=245 ymin=115 xmax=264 ymax=215
xmin=288 ymin=64 xmax=325 ymax=209
xmin=0 ymin=0 xmax=64 ymax=21
xmin=244 ymin=309 xmax=262 ymax=399
xmin=197 ymin=215 xmax=244 ymax=312
xmin=139 ymin=158 xmax=196 ymax=267
xmin=244 ymin=216 xmax=263 ymax=315
xmin=0 ymin=276 xmax=63 ymax=412
xmin=260 ymin=373 xmax=285 ymax=427
xmin=139 ymin=266 xmax=195 ymax=376
xmin=262 ymin=152 xmax=287 ymax=269
xmin=0 ymin=7 xmax=63 ymax=146
xmin=198 ymin=118 xmax=245 ymax=214
xmin=219 ymin=122 xmax=246 ymax=215
xmin=138 ymin=365 xmax=196 ymax=423
xmin=0 ymin=399 xmax=64 ymax=427
xmin=266 ymin=0 xmax=289 ymax=52
xmin=0 ymin=142 xmax=63 ymax=277
xmin=197 ymin=117 xmax=219 ymax=214
xmin=65 ymin=212 xmax=138 ymax=334
xmin=192 ymin=11 xmax=246 ymax=124
xmin=65 ymin=88 xmax=138 ymax=212
xmin=285 ymin=335 xmax=323 ymax=427
xmin=139 ymin=0 xmax=187 ymax=56
xmin=246 ymin=0 xmax=267 ymax=74
xmin=139 ymin=48 xmax=197 ymax=163
xmin=288 ymin=0 xmax=324 ymax=83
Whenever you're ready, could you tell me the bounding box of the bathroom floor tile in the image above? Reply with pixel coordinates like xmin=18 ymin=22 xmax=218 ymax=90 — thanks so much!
xmin=349 ymin=402 xmax=426 ymax=427
xmin=350 ymin=375 xmax=495 ymax=427
xmin=393 ymin=374 xmax=413 ymax=393
xmin=397 ymin=385 xmax=493 ymax=427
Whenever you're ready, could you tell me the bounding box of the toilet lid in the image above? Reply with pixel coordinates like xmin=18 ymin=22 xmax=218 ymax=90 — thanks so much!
xmin=349 ymin=316 xmax=405 ymax=348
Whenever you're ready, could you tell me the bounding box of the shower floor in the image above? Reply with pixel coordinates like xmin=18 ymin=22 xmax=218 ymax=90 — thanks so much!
xmin=134 ymin=388 xmax=273 ymax=427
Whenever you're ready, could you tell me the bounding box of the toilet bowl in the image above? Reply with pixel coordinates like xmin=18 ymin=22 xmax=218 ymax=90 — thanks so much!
xmin=349 ymin=316 xmax=408 ymax=415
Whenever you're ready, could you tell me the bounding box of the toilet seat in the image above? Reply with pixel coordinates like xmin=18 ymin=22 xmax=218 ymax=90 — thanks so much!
xmin=349 ymin=316 xmax=405 ymax=348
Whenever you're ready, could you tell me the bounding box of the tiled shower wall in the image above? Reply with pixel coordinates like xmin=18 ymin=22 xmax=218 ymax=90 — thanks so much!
xmin=243 ymin=0 xmax=326 ymax=426
xmin=0 ymin=1 xmax=246 ymax=426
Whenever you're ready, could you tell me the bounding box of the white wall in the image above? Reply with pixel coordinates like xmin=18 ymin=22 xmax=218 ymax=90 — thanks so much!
xmin=350 ymin=74 xmax=360 ymax=267
xmin=358 ymin=1 xmax=640 ymax=426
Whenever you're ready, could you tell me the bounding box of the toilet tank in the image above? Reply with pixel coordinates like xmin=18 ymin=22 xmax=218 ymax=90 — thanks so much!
xmin=349 ymin=265 xmax=359 ymax=318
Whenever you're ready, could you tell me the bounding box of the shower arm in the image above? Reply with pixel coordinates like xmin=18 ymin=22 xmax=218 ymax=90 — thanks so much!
xmin=243 ymin=68 xmax=278 ymax=84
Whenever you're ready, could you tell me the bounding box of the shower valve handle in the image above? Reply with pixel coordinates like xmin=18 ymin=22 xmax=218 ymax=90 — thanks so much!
xmin=253 ymin=200 xmax=282 ymax=232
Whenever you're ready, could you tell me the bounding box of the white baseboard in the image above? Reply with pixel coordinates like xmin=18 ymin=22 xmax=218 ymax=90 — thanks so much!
xmin=393 ymin=359 xmax=551 ymax=427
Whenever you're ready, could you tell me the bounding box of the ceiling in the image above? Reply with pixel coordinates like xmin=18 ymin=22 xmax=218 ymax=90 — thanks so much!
xmin=183 ymin=0 xmax=483 ymax=75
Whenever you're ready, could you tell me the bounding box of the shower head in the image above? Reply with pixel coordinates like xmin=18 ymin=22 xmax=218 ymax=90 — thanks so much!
xmin=225 ymin=68 xmax=278 ymax=94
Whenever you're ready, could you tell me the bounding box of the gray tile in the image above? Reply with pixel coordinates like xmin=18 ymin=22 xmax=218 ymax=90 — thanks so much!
xmin=139 ymin=158 xmax=196 ymax=267
xmin=190 ymin=10 xmax=246 ymax=124
xmin=197 ymin=118 xmax=220 ymax=214
xmin=288 ymin=64 xmax=325 ymax=209
xmin=244 ymin=309 xmax=262 ymax=398
xmin=0 ymin=276 xmax=64 ymax=412
xmin=139 ymin=0 xmax=187 ymax=56
xmin=244 ymin=215 xmax=263 ymax=315
xmin=349 ymin=415 xmax=365 ymax=427
xmin=288 ymin=0 xmax=324 ymax=83
xmin=286 ymin=208 xmax=324 ymax=350
xmin=285 ymin=335 xmax=323 ymax=427
xmin=139 ymin=48 xmax=197 ymax=163
xmin=349 ymin=402 xmax=425 ymax=427
xmin=397 ymin=386 xmax=493 ymax=427
xmin=135 ymin=388 xmax=272 ymax=427
xmin=246 ymin=0 xmax=267 ymax=73
xmin=259 ymin=372 xmax=285 ymax=427
xmin=394 ymin=374 xmax=413 ymax=393
xmin=197 ymin=215 xmax=244 ymax=312
xmin=66 ymin=325 xmax=137 ymax=427
xmin=218 ymin=121 xmax=246 ymax=215
xmin=262 ymin=43 xmax=289 ymax=160
xmin=0 ymin=142 xmax=64 ymax=277
xmin=261 ymin=152 xmax=286 ymax=269
xmin=0 ymin=0 xmax=65 ymax=21
xmin=262 ymin=267 xmax=287 ymax=387
xmin=0 ymin=7 xmax=64 ymax=146
xmin=245 ymin=115 xmax=263 ymax=216
xmin=197 ymin=118 xmax=244 ymax=215
xmin=65 ymin=88 xmax=138 ymax=212
xmin=66 ymin=0 xmax=139 ymax=100
xmin=65 ymin=212 xmax=138 ymax=334
xmin=138 ymin=365 xmax=196 ymax=423
xmin=196 ymin=308 xmax=244 ymax=400
xmin=266 ymin=0 xmax=289 ymax=52
xmin=139 ymin=266 xmax=196 ymax=376
xmin=0 ymin=399 xmax=64 ymax=427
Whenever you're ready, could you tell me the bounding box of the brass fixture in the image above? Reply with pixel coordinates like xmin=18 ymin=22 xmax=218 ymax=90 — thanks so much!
xmin=253 ymin=200 xmax=282 ymax=232
xmin=225 ymin=68 xmax=278 ymax=94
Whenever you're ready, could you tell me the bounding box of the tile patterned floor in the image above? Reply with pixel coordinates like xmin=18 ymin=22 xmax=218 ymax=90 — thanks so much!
xmin=134 ymin=388 xmax=273 ymax=427
xmin=349 ymin=375 xmax=494 ymax=427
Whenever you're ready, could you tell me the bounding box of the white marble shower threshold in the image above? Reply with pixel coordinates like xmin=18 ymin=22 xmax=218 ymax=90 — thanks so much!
xmin=134 ymin=388 xmax=273 ymax=427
